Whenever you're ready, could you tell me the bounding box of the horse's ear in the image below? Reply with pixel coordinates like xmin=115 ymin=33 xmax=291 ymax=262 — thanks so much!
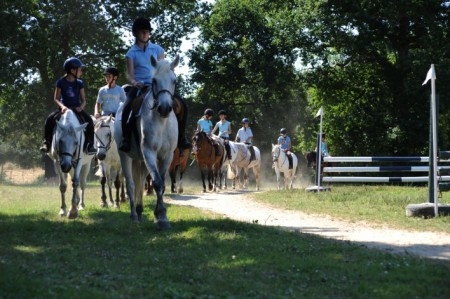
xmin=107 ymin=114 xmax=113 ymax=123
xmin=151 ymin=55 xmax=157 ymax=67
xmin=171 ymin=55 xmax=180 ymax=70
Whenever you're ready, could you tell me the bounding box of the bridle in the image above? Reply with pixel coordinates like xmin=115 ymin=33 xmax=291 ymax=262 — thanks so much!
xmin=94 ymin=122 xmax=113 ymax=151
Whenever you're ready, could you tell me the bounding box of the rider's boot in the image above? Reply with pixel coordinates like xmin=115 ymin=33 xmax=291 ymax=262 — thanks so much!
xmin=225 ymin=142 xmax=232 ymax=160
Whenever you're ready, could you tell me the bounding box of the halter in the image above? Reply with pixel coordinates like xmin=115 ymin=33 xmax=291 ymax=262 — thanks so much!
xmin=150 ymin=88 xmax=172 ymax=109
xmin=94 ymin=122 xmax=113 ymax=151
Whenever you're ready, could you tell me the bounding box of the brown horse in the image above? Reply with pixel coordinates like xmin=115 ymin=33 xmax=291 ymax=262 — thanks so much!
xmin=145 ymin=147 xmax=190 ymax=195
xmin=192 ymin=131 xmax=225 ymax=192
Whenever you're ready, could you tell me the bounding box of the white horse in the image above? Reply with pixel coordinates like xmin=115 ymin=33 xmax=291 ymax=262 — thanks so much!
xmin=114 ymin=56 xmax=179 ymax=229
xmin=48 ymin=109 xmax=94 ymax=218
xmin=227 ymin=141 xmax=261 ymax=190
xmin=272 ymin=144 xmax=298 ymax=190
xmin=94 ymin=115 xmax=125 ymax=208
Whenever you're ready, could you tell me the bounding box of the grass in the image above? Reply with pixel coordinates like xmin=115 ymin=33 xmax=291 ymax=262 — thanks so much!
xmin=248 ymin=185 xmax=450 ymax=233
xmin=0 ymin=183 xmax=449 ymax=298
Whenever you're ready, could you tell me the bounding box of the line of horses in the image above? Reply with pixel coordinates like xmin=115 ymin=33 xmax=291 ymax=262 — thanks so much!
xmin=45 ymin=56 xmax=302 ymax=229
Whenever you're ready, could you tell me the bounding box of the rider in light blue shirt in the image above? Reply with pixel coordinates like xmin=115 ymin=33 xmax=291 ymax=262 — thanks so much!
xmin=95 ymin=67 xmax=126 ymax=117
xmin=197 ymin=109 xmax=214 ymax=135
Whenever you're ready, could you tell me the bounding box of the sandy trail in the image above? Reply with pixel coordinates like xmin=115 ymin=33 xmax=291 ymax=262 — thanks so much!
xmin=167 ymin=190 xmax=450 ymax=261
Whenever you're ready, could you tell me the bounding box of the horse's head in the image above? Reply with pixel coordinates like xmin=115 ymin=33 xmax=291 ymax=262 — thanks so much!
xmin=305 ymin=151 xmax=316 ymax=168
xmin=94 ymin=115 xmax=114 ymax=161
xmin=54 ymin=112 xmax=88 ymax=173
xmin=191 ymin=131 xmax=208 ymax=154
xmin=148 ymin=55 xmax=179 ymax=118
xmin=272 ymin=144 xmax=281 ymax=162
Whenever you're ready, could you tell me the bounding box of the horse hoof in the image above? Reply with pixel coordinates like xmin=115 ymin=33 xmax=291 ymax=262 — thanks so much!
xmin=68 ymin=211 xmax=78 ymax=219
xmin=156 ymin=220 xmax=171 ymax=230
xmin=100 ymin=202 xmax=108 ymax=208
xmin=59 ymin=210 xmax=66 ymax=217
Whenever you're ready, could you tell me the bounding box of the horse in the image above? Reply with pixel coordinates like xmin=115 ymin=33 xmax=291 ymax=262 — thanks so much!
xmin=48 ymin=109 xmax=94 ymax=218
xmin=145 ymin=147 xmax=190 ymax=195
xmin=192 ymin=131 xmax=225 ymax=192
xmin=94 ymin=115 xmax=126 ymax=208
xmin=272 ymin=144 xmax=298 ymax=190
xmin=305 ymin=151 xmax=332 ymax=169
xmin=168 ymin=147 xmax=190 ymax=193
xmin=227 ymin=141 xmax=261 ymax=190
xmin=114 ymin=55 xmax=179 ymax=229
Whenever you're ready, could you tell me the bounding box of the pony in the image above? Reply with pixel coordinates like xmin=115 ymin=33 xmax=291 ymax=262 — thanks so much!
xmin=227 ymin=141 xmax=261 ymax=190
xmin=48 ymin=109 xmax=94 ymax=218
xmin=94 ymin=115 xmax=126 ymax=208
xmin=272 ymin=144 xmax=298 ymax=190
xmin=192 ymin=131 xmax=225 ymax=192
xmin=145 ymin=147 xmax=190 ymax=195
xmin=114 ymin=56 xmax=179 ymax=229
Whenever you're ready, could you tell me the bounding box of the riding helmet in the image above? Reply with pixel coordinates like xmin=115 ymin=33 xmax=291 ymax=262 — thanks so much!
xmin=280 ymin=128 xmax=287 ymax=134
xmin=241 ymin=118 xmax=250 ymax=124
xmin=204 ymin=108 xmax=214 ymax=117
xmin=132 ymin=17 xmax=152 ymax=36
xmin=103 ymin=67 xmax=119 ymax=77
xmin=63 ymin=57 xmax=85 ymax=72
xmin=218 ymin=110 xmax=227 ymax=116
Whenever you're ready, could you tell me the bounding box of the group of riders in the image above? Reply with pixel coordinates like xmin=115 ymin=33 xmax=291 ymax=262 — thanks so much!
xmin=39 ymin=17 xmax=326 ymax=167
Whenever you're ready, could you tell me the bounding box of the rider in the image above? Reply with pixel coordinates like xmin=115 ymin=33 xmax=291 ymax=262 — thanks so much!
xmin=196 ymin=108 xmax=220 ymax=156
xmin=277 ymin=128 xmax=293 ymax=168
xmin=235 ymin=118 xmax=255 ymax=161
xmin=119 ymin=17 xmax=191 ymax=153
xmin=39 ymin=57 xmax=96 ymax=155
xmin=212 ymin=109 xmax=232 ymax=160
xmin=94 ymin=67 xmax=126 ymax=118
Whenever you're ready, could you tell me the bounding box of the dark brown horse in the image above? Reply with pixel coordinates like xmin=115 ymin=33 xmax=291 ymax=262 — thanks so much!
xmin=192 ymin=131 xmax=224 ymax=192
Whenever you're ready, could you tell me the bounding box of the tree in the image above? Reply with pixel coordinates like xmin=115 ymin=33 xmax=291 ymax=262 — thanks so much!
xmin=0 ymin=0 xmax=205 ymax=166
xmin=188 ymin=0 xmax=307 ymax=153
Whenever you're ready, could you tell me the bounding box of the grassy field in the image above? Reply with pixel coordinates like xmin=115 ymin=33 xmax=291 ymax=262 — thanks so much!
xmin=0 ymin=181 xmax=449 ymax=298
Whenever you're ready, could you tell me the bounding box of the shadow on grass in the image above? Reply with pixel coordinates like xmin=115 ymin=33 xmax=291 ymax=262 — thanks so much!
xmin=0 ymin=200 xmax=449 ymax=299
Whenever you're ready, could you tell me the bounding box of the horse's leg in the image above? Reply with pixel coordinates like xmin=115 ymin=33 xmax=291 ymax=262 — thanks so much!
xmin=143 ymin=152 xmax=171 ymax=230
xmin=100 ymin=174 xmax=108 ymax=207
xmin=208 ymin=167 xmax=214 ymax=191
xmin=200 ymin=166 xmax=207 ymax=192
xmin=78 ymin=161 xmax=91 ymax=211
xmin=68 ymin=167 xmax=81 ymax=219
xmin=170 ymin=165 xmax=177 ymax=193
xmin=132 ymin=161 xmax=146 ymax=222
xmin=121 ymin=155 xmax=138 ymax=222
xmin=113 ymin=171 xmax=121 ymax=208
xmin=242 ymin=168 xmax=249 ymax=189
xmin=253 ymin=165 xmax=261 ymax=191
xmin=178 ymin=166 xmax=185 ymax=194
xmin=57 ymin=168 xmax=68 ymax=217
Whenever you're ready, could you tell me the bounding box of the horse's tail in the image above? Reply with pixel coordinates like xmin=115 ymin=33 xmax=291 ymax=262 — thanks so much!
xmin=227 ymin=164 xmax=236 ymax=179
xmin=95 ymin=167 xmax=102 ymax=177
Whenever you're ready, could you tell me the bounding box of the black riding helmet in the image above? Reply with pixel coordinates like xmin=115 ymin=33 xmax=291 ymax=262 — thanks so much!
xmin=132 ymin=17 xmax=152 ymax=36
xmin=103 ymin=67 xmax=119 ymax=77
xmin=280 ymin=128 xmax=287 ymax=134
xmin=204 ymin=108 xmax=214 ymax=117
xmin=241 ymin=118 xmax=250 ymax=124
xmin=63 ymin=57 xmax=85 ymax=72
xmin=218 ymin=109 xmax=227 ymax=116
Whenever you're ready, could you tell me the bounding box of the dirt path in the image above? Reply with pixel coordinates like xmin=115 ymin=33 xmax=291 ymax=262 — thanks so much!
xmin=167 ymin=190 xmax=450 ymax=261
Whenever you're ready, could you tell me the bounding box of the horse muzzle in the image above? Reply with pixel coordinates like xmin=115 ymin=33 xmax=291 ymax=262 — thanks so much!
xmin=157 ymin=104 xmax=172 ymax=118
